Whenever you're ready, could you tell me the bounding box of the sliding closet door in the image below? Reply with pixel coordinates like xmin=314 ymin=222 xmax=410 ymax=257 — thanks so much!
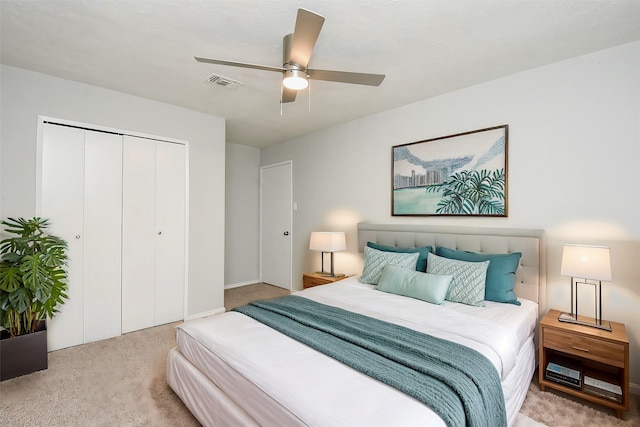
xmin=122 ymin=136 xmax=186 ymax=332
xmin=122 ymin=136 xmax=157 ymax=333
xmin=42 ymin=124 xmax=123 ymax=350
xmin=42 ymin=124 xmax=86 ymax=350
xmin=154 ymin=142 xmax=186 ymax=325
xmin=42 ymin=120 xmax=186 ymax=348
xmin=82 ymin=131 xmax=122 ymax=343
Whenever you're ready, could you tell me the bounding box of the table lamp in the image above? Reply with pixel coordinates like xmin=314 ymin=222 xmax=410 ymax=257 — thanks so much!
xmin=309 ymin=231 xmax=346 ymax=277
xmin=559 ymin=244 xmax=612 ymax=331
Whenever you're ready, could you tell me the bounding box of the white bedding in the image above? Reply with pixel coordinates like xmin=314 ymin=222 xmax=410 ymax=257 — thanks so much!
xmin=298 ymin=277 xmax=537 ymax=378
xmin=171 ymin=277 xmax=538 ymax=427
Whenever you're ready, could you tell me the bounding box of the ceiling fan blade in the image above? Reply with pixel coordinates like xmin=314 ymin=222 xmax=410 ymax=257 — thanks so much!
xmin=288 ymin=9 xmax=325 ymax=68
xmin=194 ymin=56 xmax=284 ymax=73
xmin=307 ymin=69 xmax=385 ymax=86
xmin=281 ymin=87 xmax=298 ymax=103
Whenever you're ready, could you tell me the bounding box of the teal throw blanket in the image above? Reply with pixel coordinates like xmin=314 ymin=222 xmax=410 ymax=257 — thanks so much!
xmin=233 ymin=295 xmax=506 ymax=427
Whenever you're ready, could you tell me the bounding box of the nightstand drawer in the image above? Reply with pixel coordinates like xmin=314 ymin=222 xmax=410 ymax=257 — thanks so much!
xmin=302 ymin=273 xmax=349 ymax=289
xmin=305 ymin=276 xmax=329 ymax=287
xmin=544 ymin=328 xmax=625 ymax=367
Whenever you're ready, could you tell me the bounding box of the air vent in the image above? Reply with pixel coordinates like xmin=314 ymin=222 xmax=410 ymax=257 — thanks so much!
xmin=206 ymin=73 xmax=243 ymax=90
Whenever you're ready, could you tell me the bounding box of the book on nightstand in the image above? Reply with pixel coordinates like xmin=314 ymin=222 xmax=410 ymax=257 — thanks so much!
xmin=545 ymin=358 xmax=582 ymax=390
xmin=583 ymin=369 xmax=623 ymax=403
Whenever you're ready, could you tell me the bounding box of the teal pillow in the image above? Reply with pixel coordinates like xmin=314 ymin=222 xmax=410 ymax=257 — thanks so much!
xmin=436 ymin=246 xmax=522 ymax=306
xmin=366 ymin=242 xmax=433 ymax=272
xmin=359 ymin=246 xmax=420 ymax=285
xmin=376 ymin=265 xmax=453 ymax=305
xmin=426 ymin=253 xmax=489 ymax=307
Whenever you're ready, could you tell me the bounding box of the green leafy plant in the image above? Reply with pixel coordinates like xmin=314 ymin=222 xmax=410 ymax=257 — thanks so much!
xmin=0 ymin=217 xmax=69 ymax=337
xmin=426 ymin=168 xmax=505 ymax=215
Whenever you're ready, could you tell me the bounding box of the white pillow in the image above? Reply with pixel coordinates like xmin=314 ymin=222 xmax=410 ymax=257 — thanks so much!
xmin=359 ymin=246 xmax=419 ymax=285
xmin=426 ymin=253 xmax=489 ymax=307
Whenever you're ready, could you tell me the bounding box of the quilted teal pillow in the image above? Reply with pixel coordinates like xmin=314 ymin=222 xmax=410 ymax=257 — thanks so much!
xmin=436 ymin=246 xmax=522 ymax=306
xmin=366 ymin=242 xmax=433 ymax=272
xmin=426 ymin=253 xmax=489 ymax=307
xmin=377 ymin=265 xmax=453 ymax=305
xmin=359 ymin=246 xmax=419 ymax=285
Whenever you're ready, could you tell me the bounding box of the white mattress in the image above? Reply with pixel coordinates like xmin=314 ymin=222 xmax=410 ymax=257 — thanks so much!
xmin=172 ymin=277 xmax=538 ymax=427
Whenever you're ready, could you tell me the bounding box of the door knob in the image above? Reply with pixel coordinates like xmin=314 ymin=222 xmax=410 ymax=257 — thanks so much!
xmin=75 ymin=235 xmax=81 ymax=239
xmin=283 ymin=231 xmax=289 ymax=236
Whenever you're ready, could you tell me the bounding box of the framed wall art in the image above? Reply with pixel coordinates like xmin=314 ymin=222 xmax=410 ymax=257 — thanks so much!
xmin=392 ymin=125 xmax=508 ymax=216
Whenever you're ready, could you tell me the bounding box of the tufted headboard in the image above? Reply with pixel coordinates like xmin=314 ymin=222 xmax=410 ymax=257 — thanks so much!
xmin=357 ymin=223 xmax=546 ymax=311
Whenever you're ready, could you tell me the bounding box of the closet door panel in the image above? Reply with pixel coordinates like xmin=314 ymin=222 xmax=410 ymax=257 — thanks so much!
xmin=121 ymin=136 xmax=156 ymax=333
xmin=83 ymin=131 xmax=123 ymax=343
xmin=155 ymin=142 xmax=186 ymax=325
xmin=41 ymin=124 xmax=85 ymax=351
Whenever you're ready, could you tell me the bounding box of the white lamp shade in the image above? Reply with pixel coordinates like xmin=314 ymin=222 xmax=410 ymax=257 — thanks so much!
xmin=309 ymin=232 xmax=346 ymax=252
xmin=560 ymin=244 xmax=612 ymax=281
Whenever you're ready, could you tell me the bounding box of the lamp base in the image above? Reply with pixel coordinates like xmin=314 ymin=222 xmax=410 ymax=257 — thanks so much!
xmin=558 ymin=312 xmax=612 ymax=332
xmin=315 ymin=271 xmax=345 ymax=278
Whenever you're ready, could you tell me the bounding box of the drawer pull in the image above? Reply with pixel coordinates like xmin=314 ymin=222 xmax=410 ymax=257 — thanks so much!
xmin=572 ymin=346 xmax=590 ymax=352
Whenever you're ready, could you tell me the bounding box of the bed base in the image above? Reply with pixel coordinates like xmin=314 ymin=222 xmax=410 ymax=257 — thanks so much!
xmin=167 ymin=347 xmax=262 ymax=427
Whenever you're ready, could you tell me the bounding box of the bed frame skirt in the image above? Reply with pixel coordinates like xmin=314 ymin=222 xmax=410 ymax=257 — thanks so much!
xmin=167 ymin=336 xmax=535 ymax=427
xmin=167 ymin=347 xmax=261 ymax=426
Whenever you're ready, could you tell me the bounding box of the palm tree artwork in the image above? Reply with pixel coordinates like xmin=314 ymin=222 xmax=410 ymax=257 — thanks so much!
xmin=425 ymin=168 xmax=505 ymax=215
xmin=392 ymin=125 xmax=508 ymax=216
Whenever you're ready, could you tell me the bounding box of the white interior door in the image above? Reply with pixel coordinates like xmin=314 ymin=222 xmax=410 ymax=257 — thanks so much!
xmin=42 ymin=124 xmax=85 ymax=350
xmin=122 ymin=136 xmax=156 ymax=333
xmin=82 ymin=131 xmax=122 ymax=343
xmin=260 ymin=162 xmax=292 ymax=290
xmin=154 ymin=141 xmax=186 ymax=325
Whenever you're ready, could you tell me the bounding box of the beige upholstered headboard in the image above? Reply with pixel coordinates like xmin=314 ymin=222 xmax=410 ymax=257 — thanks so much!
xmin=357 ymin=223 xmax=546 ymax=311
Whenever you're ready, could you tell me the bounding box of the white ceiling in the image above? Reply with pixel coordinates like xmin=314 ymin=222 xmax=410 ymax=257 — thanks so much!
xmin=2 ymin=1 xmax=639 ymax=148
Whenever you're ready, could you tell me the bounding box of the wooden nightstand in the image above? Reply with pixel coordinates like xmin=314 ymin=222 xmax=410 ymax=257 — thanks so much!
xmin=303 ymin=272 xmax=348 ymax=289
xmin=539 ymin=309 xmax=629 ymax=418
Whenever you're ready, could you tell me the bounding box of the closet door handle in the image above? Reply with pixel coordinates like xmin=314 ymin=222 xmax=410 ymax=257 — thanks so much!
xmin=158 ymin=231 xmax=162 ymax=235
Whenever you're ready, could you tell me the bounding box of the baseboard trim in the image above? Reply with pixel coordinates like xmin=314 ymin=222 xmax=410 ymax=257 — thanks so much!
xmin=225 ymin=280 xmax=260 ymax=290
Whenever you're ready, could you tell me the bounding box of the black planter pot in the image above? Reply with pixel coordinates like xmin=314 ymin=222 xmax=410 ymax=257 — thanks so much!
xmin=0 ymin=321 xmax=48 ymax=381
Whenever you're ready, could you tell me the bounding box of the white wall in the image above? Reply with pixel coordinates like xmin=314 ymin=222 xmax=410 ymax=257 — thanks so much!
xmin=0 ymin=65 xmax=226 ymax=318
xmin=261 ymin=42 xmax=640 ymax=390
xmin=225 ymin=142 xmax=260 ymax=287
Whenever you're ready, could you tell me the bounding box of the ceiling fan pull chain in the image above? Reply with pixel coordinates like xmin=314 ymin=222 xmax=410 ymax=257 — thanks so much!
xmin=308 ymin=79 xmax=311 ymax=113
xmin=280 ymin=83 xmax=284 ymax=116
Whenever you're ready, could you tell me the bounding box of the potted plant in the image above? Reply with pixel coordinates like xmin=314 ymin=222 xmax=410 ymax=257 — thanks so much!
xmin=0 ymin=217 xmax=69 ymax=380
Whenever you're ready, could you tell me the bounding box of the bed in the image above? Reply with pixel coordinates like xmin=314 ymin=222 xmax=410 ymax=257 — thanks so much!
xmin=167 ymin=223 xmax=546 ymax=427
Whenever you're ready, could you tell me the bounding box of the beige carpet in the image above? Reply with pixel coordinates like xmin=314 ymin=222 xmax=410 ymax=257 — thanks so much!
xmin=1 ymin=283 xmax=638 ymax=426
xmin=520 ymin=376 xmax=640 ymax=427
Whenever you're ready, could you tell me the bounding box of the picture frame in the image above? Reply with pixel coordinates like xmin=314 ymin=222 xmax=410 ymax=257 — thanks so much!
xmin=392 ymin=125 xmax=508 ymax=216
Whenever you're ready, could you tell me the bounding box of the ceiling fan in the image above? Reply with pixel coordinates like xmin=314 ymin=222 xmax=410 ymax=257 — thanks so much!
xmin=195 ymin=8 xmax=385 ymax=103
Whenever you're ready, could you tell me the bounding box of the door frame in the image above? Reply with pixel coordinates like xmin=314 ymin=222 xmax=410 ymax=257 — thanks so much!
xmin=259 ymin=160 xmax=293 ymax=290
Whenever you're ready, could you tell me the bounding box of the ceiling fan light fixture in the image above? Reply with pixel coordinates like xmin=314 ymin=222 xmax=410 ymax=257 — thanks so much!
xmin=196 ymin=9 xmax=384 ymax=104
xmin=283 ymin=69 xmax=309 ymax=90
